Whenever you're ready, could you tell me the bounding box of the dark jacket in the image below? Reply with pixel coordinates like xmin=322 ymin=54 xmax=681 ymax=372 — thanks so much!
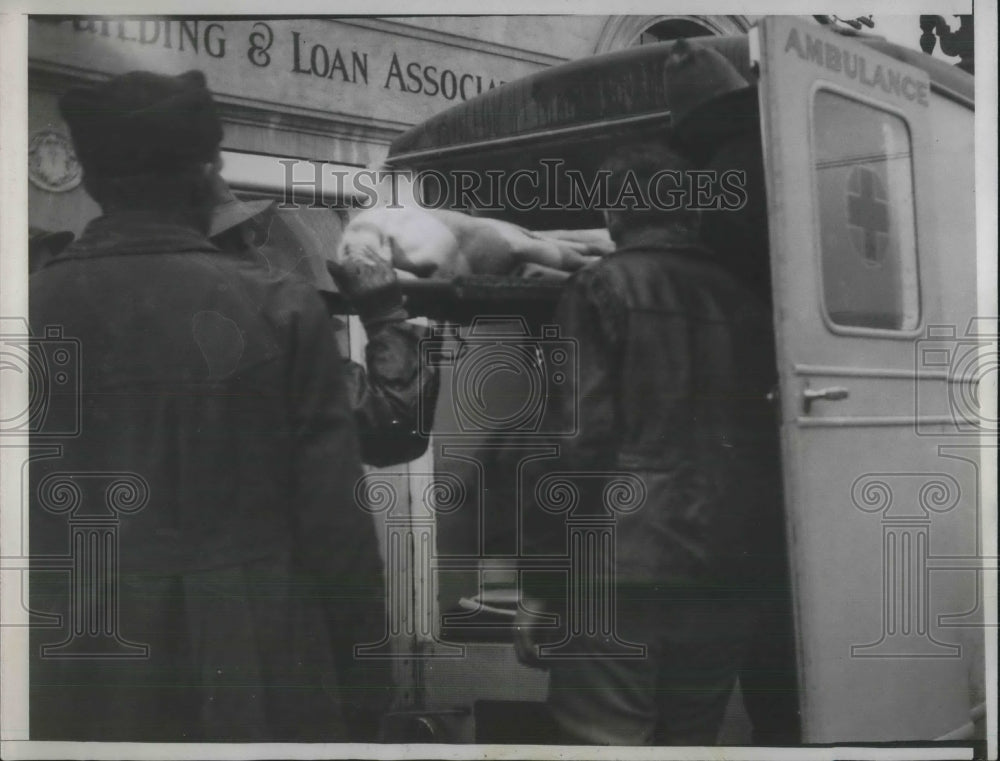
xmin=29 ymin=211 xmax=387 ymax=740
xmin=524 ymin=227 xmax=782 ymax=589
xmin=226 ymin=232 xmax=438 ymax=468
xmin=334 ymin=312 xmax=438 ymax=468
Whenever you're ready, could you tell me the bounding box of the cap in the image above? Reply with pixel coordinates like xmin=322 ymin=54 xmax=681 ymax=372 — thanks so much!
xmin=59 ymin=69 xmax=223 ymax=178
xmin=664 ymin=38 xmax=758 ymax=163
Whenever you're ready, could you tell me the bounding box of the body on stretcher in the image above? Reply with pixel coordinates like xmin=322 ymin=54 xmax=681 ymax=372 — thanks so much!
xmin=245 ymin=202 xmax=613 ymax=321
xmin=338 ymin=205 xmax=613 ymax=279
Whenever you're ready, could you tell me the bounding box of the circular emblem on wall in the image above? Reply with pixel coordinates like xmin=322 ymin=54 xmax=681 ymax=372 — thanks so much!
xmin=28 ymin=130 xmax=82 ymax=192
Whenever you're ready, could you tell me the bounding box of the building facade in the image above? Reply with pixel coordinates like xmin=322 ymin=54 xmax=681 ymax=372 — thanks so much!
xmin=27 ymin=15 xmax=757 ymax=235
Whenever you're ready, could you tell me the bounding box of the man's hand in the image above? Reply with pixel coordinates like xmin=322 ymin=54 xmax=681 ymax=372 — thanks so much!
xmin=326 ymin=245 xmax=405 ymax=327
xmin=513 ymin=597 xmax=550 ymax=670
xmin=328 ymin=246 xmax=397 ymax=296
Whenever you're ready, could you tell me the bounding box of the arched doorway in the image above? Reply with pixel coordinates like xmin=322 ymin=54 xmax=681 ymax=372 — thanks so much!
xmin=594 ymin=15 xmax=752 ymax=52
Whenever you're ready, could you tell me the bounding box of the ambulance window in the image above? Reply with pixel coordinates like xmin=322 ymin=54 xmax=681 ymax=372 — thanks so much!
xmin=811 ymin=90 xmax=920 ymax=331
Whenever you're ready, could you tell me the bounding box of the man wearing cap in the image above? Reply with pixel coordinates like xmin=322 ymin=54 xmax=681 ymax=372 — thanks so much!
xmin=514 ymin=39 xmax=790 ymax=745
xmin=514 ymin=137 xmax=780 ymax=744
xmin=207 ymin=179 xmax=438 ymax=467
xmin=29 ymin=70 xmax=387 ymax=741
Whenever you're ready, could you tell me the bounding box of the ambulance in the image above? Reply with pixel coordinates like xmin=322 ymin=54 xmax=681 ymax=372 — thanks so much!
xmin=372 ymin=16 xmax=990 ymax=746
xmin=15 ymin=14 xmax=990 ymax=749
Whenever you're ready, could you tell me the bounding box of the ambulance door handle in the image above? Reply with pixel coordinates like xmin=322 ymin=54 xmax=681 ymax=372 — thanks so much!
xmin=802 ymin=385 xmax=849 ymax=414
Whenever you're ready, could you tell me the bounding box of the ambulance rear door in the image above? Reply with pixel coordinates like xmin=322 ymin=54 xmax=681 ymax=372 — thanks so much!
xmin=751 ymin=17 xmax=982 ymax=742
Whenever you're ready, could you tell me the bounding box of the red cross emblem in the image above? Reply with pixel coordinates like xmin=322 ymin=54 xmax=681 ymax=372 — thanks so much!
xmin=847 ymin=166 xmax=890 ymax=264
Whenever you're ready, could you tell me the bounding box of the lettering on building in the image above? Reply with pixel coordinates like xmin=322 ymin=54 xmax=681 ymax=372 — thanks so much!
xmin=65 ymin=19 xmax=507 ymax=104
